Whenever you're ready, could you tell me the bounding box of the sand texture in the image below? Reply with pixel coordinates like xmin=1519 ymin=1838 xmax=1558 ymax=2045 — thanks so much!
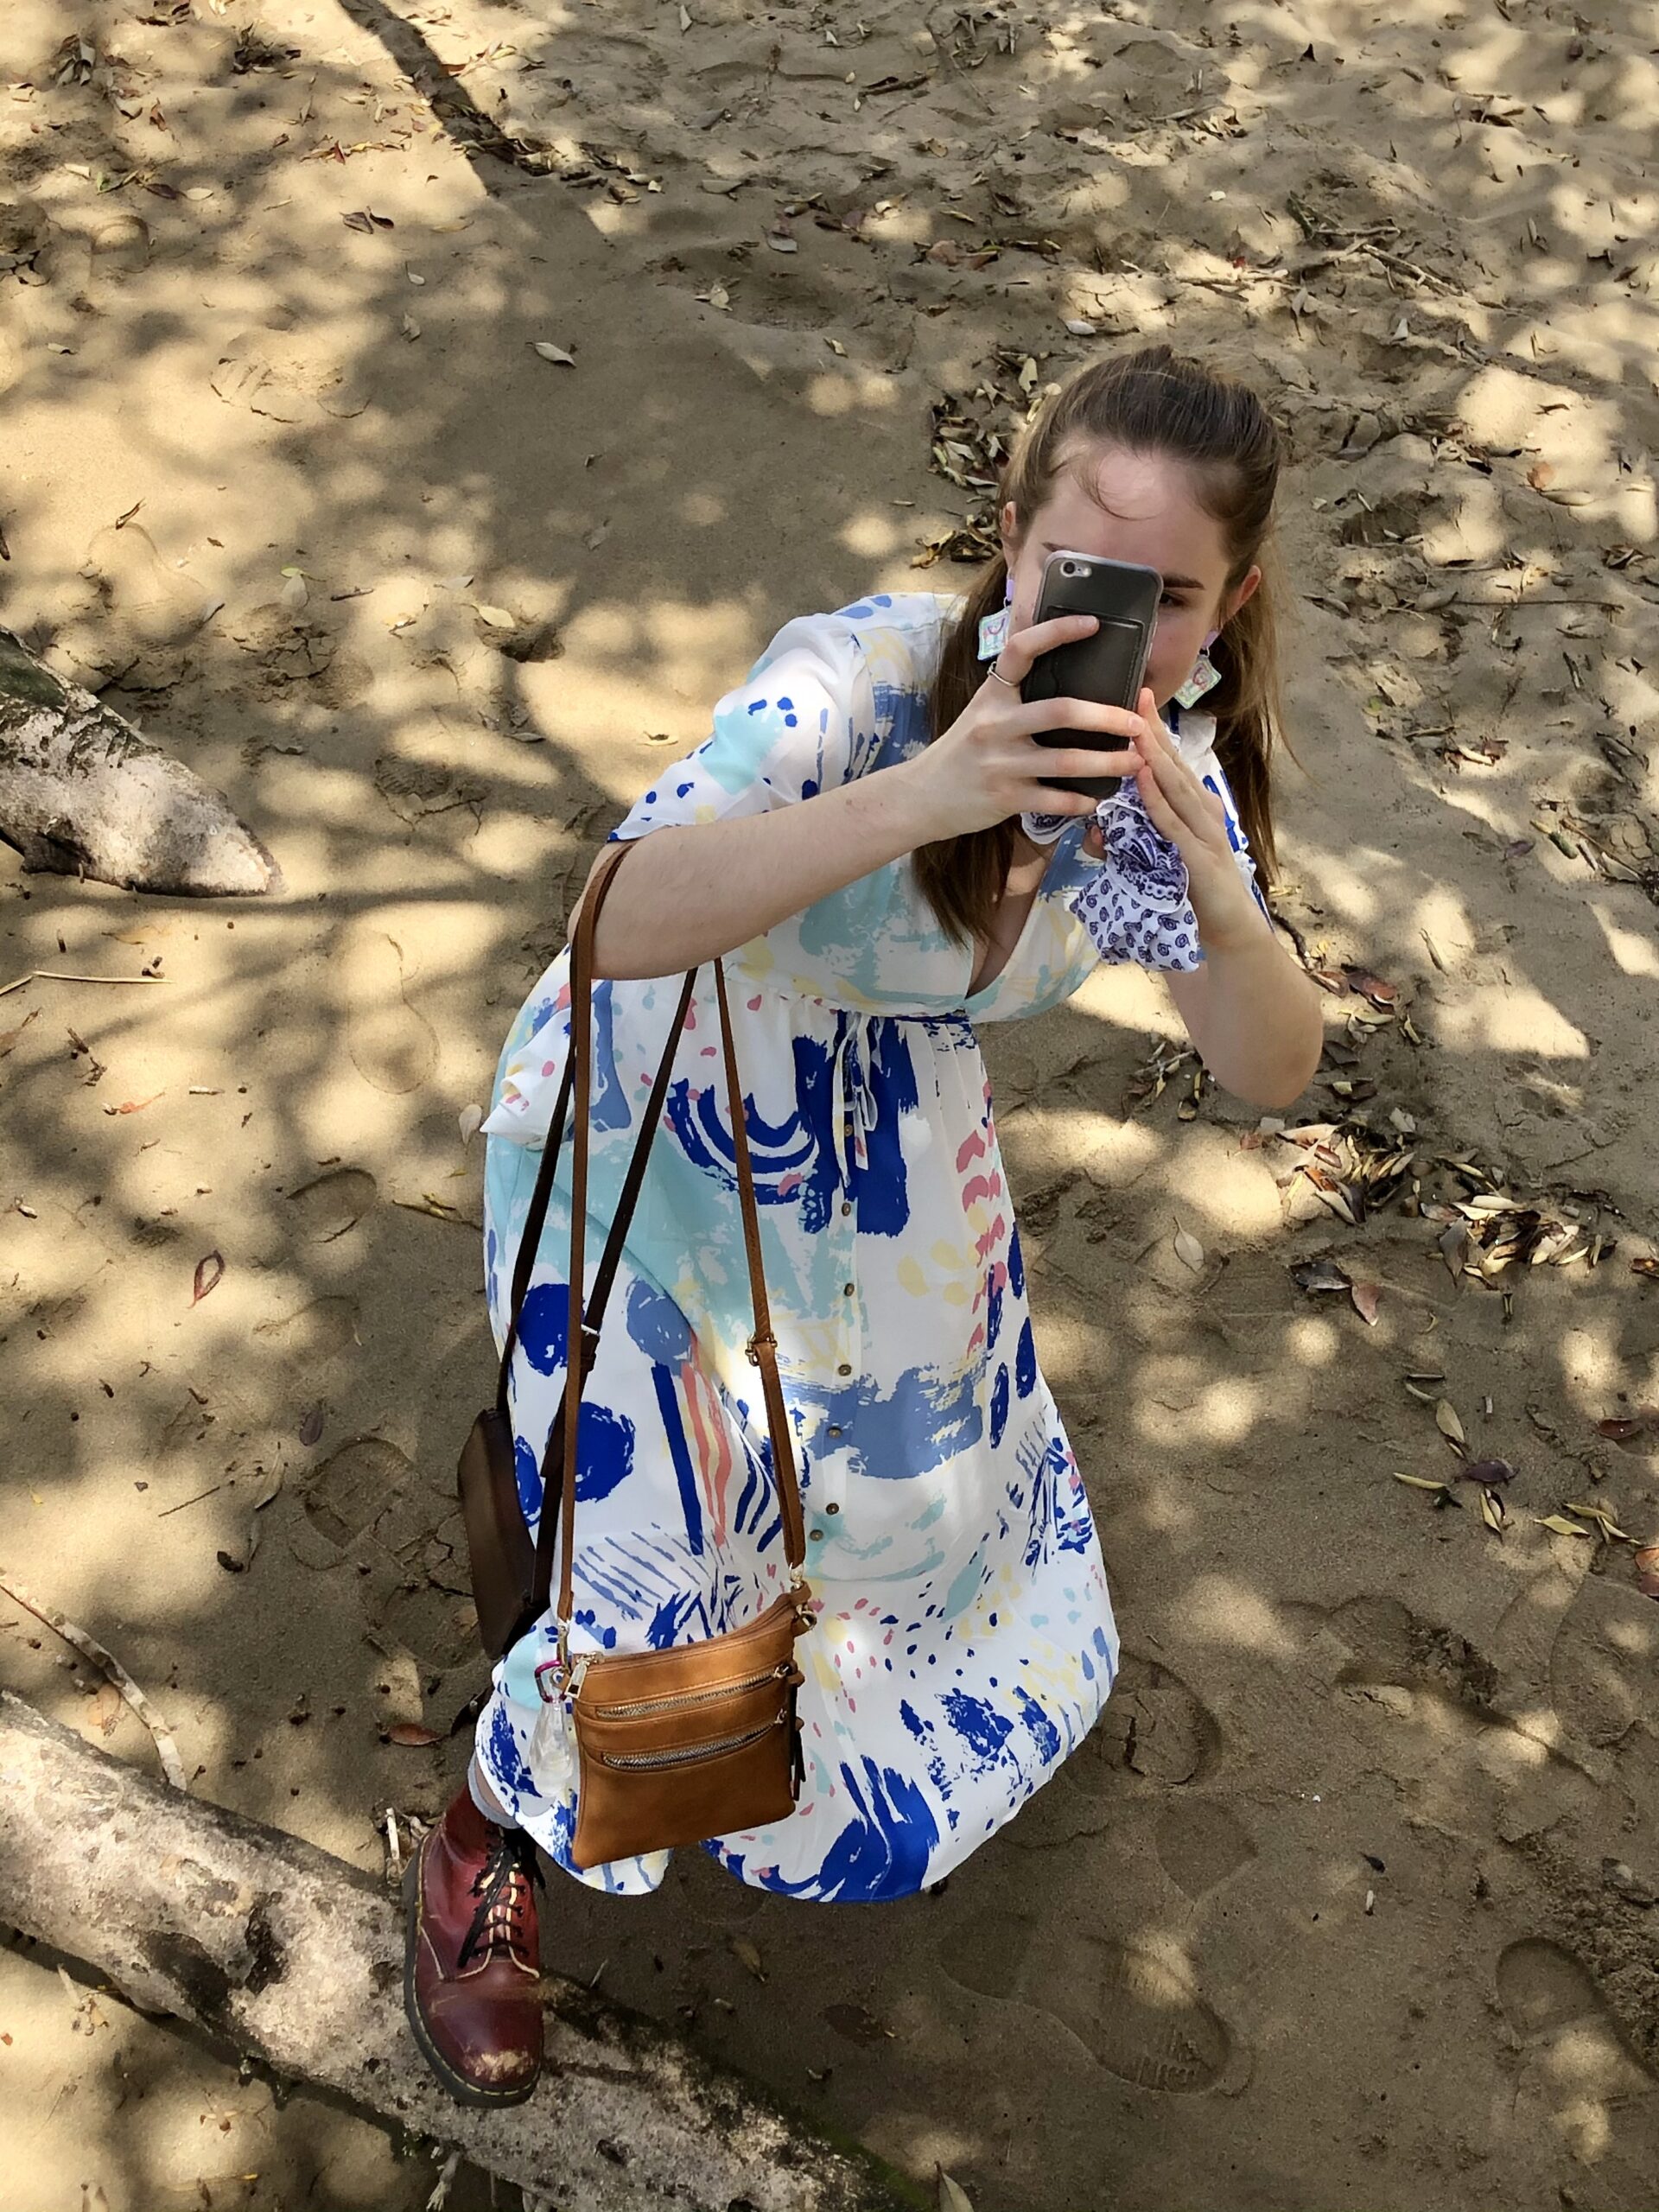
xmin=2 ymin=0 xmax=1657 ymax=2205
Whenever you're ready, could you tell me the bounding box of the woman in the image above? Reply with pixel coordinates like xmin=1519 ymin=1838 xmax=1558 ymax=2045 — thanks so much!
xmin=404 ymin=345 xmax=1324 ymax=2106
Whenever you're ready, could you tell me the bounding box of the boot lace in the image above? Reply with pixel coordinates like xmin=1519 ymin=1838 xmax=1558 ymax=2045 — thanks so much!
xmin=458 ymin=1823 xmax=543 ymax=1971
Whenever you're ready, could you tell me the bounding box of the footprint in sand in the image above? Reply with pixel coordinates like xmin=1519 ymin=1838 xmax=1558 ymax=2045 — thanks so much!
xmin=1329 ymin=1595 xmax=1498 ymax=1715
xmin=1069 ymin=1652 xmax=1223 ymax=1792
xmin=335 ymin=924 xmax=438 ymax=1096
xmin=302 ymin=1435 xmax=413 ymax=1552
xmin=253 ymin=1294 xmax=360 ymax=1362
xmin=1154 ymin=1800 xmax=1255 ymax=1901
xmin=286 ymin=1166 xmax=378 ymax=1243
xmin=82 ymin=521 xmax=219 ymax=649
xmin=944 ymin=1912 xmax=1231 ymax=2093
xmin=1497 ymin=1937 xmax=1654 ymax=2095
xmin=88 ymin=210 xmax=151 ymax=283
xmin=1547 ymin=1572 xmax=1656 ymax=1751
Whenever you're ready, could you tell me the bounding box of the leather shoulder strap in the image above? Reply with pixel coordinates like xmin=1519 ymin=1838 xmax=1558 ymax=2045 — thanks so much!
xmin=547 ymin=850 xmax=809 ymax=1637
xmin=526 ymin=960 xmax=694 ymax=1615
xmin=713 ymin=960 xmax=805 ymax=1573
xmin=493 ymin=844 xmax=627 ymax=1419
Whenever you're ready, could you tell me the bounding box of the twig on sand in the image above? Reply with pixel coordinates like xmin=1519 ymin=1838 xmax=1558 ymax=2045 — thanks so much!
xmin=0 ymin=1572 xmax=187 ymax=1789
xmin=0 ymin=969 xmax=166 ymax=1002
xmin=426 ymin=2151 xmax=462 ymax=2210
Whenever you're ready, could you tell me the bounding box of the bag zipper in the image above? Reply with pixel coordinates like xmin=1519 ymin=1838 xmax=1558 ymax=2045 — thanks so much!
xmin=598 ymin=1718 xmax=782 ymax=1771
xmin=584 ymin=1660 xmax=798 ymax=1722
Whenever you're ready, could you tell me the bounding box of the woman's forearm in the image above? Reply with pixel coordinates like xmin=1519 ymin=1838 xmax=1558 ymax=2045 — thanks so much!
xmin=583 ymin=764 xmax=936 ymax=980
xmin=1166 ymin=929 xmax=1324 ymax=1110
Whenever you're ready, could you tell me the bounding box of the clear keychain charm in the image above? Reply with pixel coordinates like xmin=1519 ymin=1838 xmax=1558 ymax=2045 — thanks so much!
xmin=977 ymin=604 xmax=1010 ymax=661
xmin=1173 ymin=643 xmax=1223 ymax=709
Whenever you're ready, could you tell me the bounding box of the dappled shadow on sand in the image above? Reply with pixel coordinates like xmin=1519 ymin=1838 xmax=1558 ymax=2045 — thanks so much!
xmin=1 ymin=0 xmax=1657 ymax=2203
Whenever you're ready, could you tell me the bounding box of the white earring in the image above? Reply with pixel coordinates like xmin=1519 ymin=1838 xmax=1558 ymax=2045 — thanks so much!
xmin=977 ymin=604 xmax=1010 ymax=661
xmin=978 ymin=575 xmax=1015 ymax=662
xmin=1173 ymin=640 xmax=1223 ymax=710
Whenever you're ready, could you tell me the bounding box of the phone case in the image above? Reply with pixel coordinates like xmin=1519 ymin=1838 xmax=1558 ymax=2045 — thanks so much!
xmin=1021 ymin=553 xmax=1162 ymax=799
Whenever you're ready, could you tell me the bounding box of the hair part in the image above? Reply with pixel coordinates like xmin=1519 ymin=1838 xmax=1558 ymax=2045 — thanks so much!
xmin=916 ymin=344 xmax=1287 ymax=950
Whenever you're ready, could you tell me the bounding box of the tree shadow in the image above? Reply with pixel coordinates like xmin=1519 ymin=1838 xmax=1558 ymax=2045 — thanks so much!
xmin=1 ymin=0 xmax=1657 ymax=2204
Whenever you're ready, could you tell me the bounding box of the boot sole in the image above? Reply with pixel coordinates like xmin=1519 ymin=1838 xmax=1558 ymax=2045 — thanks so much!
xmin=401 ymin=1852 xmax=542 ymax=2108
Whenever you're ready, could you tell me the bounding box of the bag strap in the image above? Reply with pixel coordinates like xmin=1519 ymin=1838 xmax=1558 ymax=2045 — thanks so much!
xmin=512 ymin=846 xmax=695 ymax=1616
xmin=494 ymin=843 xmax=664 ymax=1421
xmin=553 ymin=854 xmax=806 ymax=1653
xmin=712 ymin=957 xmax=807 ymax=1572
xmin=525 ymin=957 xmax=695 ymax=1616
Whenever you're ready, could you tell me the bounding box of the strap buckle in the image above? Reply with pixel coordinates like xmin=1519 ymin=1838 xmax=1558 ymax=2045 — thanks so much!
xmin=747 ymin=1330 xmax=776 ymax=1367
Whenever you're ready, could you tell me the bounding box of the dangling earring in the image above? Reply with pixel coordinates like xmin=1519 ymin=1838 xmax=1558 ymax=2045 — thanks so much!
xmin=1173 ymin=630 xmax=1223 ymax=710
xmin=977 ymin=573 xmax=1014 ymax=663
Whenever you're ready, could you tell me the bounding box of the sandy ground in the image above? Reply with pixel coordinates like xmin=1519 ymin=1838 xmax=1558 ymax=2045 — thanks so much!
xmin=3 ymin=0 xmax=1659 ymax=2205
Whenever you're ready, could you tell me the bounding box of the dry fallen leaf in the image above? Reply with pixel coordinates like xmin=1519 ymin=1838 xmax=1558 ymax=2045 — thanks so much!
xmin=1291 ymin=1258 xmax=1350 ymax=1295
xmin=1565 ymin=1498 xmax=1631 ymax=1541
xmin=1459 ymin=1457 xmax=1516 ymax=1485
xmin=1479 ymin=1487 xmax=1506 ymax=1533
xmin=1634 ymin=1545 xmax=1659 ymax=1599
xmin=1434 ymin=1399 xmax=1465 ymax=1448
xmin=192 ymin=1250 xmax=225 ymax=1306
xmin=1350 ymin=1281 xmax=1382 ymax=1325
xmin=938 ymin=2171 xmax=975 ymax=2212
xmin=1173 ymin=1223 xmax=1205 ymax=1272
xmin=459 ymin=1102 xmax=484 ymax=1144
xmin=1534 ymin=1512 xmax=1593 ymax=1539
xmin=401 ymin=312 xmax=421 ymax=340
xmin=299 ymin=1402 xmax=325 ymax=1447
xmin=387 ymin=1721 xmax=442 ymax=1747
xmin=531 ymin=341 xmax=575 ymax=366
xmin=729 ymin=1935 xmax=766 ymax=1981
xmin=1596 ymin=1409 xmax=1659 ymax=1446
xmin=238 ymin=1465 xmax=284 ymax=1568
xmin=1342 ymin=966 xmax=1398 ymax=1007
xmin=1393 ymin=1471 xmax=1455 ymax=1498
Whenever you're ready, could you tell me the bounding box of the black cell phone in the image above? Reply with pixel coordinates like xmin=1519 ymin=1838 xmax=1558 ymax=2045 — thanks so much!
xmin=1021 ymin=550 xmax=1162 ymax=799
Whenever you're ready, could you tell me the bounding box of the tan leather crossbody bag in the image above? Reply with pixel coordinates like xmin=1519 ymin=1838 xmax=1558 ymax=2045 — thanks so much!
xmin=457 ymin=841 xmax=812 ymax=1869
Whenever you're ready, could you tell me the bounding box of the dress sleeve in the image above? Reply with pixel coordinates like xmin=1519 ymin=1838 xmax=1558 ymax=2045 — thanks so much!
xmin=611 ymin=614 xmax=876 ymax=839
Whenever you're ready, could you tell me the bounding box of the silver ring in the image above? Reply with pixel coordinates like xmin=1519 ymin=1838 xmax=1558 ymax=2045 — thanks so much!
xmin=988 ymin=663 xmax=1020 ymax=690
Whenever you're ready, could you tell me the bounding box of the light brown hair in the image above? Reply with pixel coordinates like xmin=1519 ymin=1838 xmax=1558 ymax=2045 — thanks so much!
xmin=917 ymin=343 xmax=1287 ymax=948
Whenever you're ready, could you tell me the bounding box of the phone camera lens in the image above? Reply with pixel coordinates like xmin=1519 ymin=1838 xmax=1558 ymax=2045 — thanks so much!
xmin=1061 ymin=559 xmax=1086 ymax=578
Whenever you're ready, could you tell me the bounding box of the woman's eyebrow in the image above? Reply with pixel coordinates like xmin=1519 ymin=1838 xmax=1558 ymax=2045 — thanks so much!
xmin=1039 ymin=543 xmax=1204 ymax=592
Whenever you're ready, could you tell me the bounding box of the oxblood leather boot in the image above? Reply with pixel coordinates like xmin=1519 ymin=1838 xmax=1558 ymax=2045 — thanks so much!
xmin=403 ymin=1785 xmax=545 ymax=2106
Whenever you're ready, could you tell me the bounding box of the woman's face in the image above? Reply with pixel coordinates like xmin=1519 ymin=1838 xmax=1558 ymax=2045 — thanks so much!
xmin=1001 ymin=444 xmax=1261 ymax=712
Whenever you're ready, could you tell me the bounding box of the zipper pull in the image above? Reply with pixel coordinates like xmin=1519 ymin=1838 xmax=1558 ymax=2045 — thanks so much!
xmin=564 ymin=1656 xmax=589 ymax=1703
xmin=789 ymin=1714 xmax=804 ymax=1796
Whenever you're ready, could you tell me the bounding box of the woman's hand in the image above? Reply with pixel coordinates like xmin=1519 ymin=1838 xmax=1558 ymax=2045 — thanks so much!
xmin=1088 ymin=689 xmax=1268 ymax=953
xmin=894 ymin=613 xmax=1145 ymax=841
